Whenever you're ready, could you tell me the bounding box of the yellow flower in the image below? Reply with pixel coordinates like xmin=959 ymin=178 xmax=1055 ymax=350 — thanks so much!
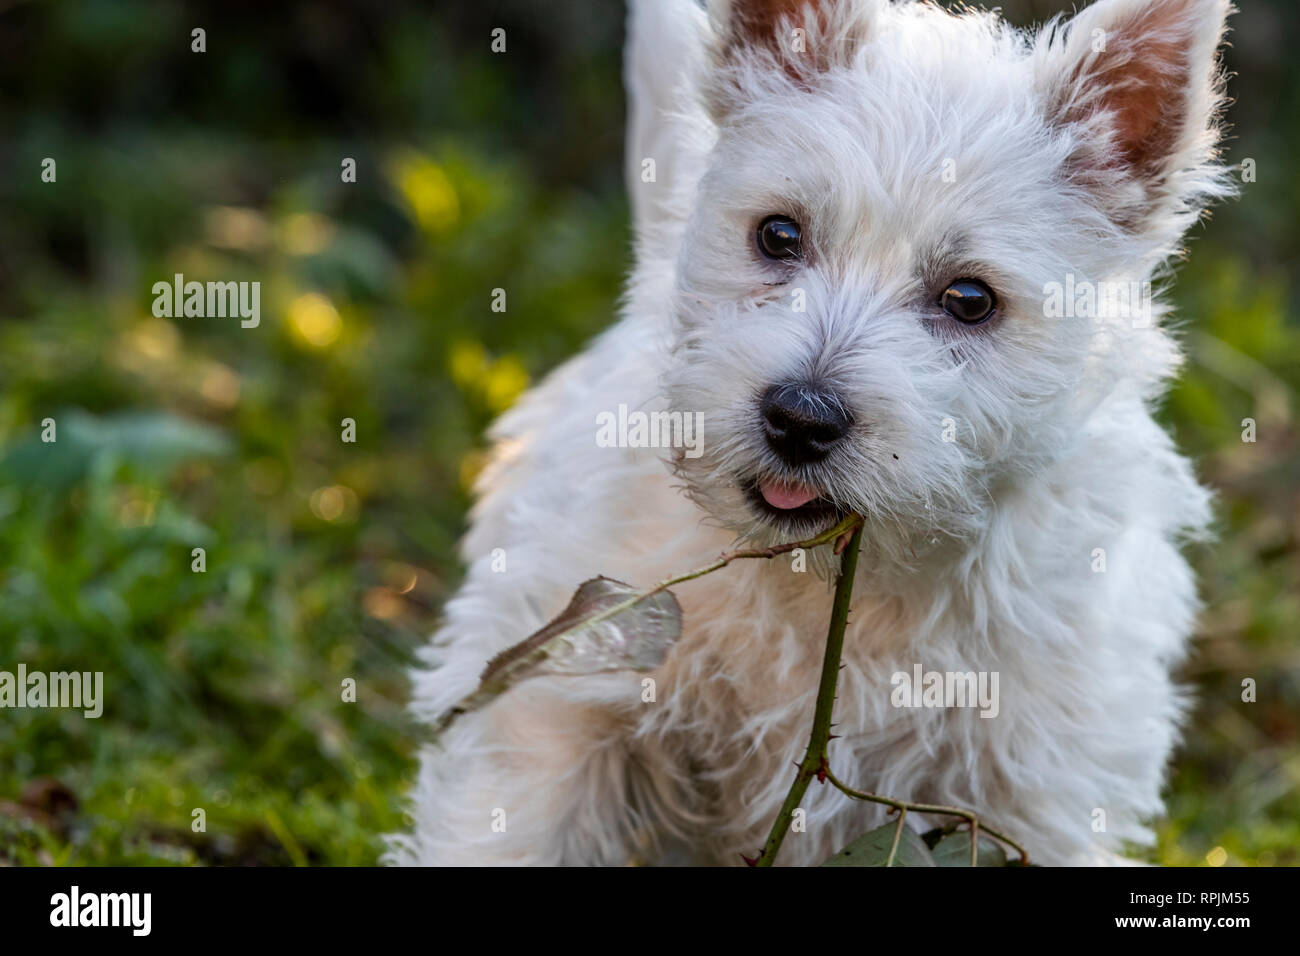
xmin=288 ymin=293 xmax=342 ymax=349
xmin=388 ymin=152 xmax=460 ymax=234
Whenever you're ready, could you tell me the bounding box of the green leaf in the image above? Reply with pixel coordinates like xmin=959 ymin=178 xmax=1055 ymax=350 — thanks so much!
xmin=822 ymin=821 xmax=937 ymax=867
xmin=931 ymin=831 xmax=1009 ymax=867
xmin=1 ymin=410 xmax=229 ymax=489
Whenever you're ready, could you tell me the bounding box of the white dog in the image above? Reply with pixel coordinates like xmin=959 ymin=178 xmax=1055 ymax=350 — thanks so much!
xmin=387 ymin=0 xmax=1235 ymax=866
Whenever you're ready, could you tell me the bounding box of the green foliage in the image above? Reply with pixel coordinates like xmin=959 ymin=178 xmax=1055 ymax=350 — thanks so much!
xmin=0 ymin=2 xmax=627 ymax=865
xmin=823 ymin=822 xmax=936 ymax=867
xmin=930 ymin=831 xmax=1008 ymax=867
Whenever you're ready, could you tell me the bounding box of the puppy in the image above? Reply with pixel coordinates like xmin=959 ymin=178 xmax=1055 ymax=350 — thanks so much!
xmin=388 ymin=0 xmax=1235 ymax=866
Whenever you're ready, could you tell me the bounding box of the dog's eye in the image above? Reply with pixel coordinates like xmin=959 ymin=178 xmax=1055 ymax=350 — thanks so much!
xmin=939 ymin=279 xmax=996 ymax=325
xmin=757 ymin=216 xmax=802 ymax=261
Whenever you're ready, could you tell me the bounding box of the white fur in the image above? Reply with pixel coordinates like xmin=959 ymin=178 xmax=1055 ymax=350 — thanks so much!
xmin=387 ymin=0 xmax=1234 ymax=866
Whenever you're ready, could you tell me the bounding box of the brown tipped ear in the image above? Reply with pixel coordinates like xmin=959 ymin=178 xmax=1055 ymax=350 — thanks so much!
xmin=712 ymin=0 xmax=820 ymax=52
xmin=705 ymin=0 xmax=875 ymax=117
xmin=1039 ymin=0 xmax=1234 ymax=211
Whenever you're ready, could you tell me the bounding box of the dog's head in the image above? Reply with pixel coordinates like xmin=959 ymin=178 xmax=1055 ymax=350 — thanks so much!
xmin=664 ymin=0 xmax=1234 ymax=552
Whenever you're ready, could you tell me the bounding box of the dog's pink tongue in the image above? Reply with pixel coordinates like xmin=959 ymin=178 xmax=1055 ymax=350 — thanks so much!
xmin=759 ymin=478 xmax=820 ymax=510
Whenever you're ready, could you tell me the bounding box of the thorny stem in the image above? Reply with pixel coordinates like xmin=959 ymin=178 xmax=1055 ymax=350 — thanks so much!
xmin=753 ymin=520 xmax=865 ymax=867
xmin=751 ymin=519 xmax=1031 ymax=868
xmin=443 ymin=502 xmax=1031 ymax=867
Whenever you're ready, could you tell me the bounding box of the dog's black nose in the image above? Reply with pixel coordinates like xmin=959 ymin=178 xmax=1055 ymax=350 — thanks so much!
xmin=760 ymin=383 xmax=852 ymax=466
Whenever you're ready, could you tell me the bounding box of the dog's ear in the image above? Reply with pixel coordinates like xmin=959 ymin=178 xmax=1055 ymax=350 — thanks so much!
xmin=1037 ymin=0 xmax=1235 ymax=229
xmin=710 ymin=0 xmax=826 ymax=54
xmin=704 ymin=0 xmax=876 ymax=119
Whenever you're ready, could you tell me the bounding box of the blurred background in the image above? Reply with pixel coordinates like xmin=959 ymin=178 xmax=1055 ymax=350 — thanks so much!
xmin=0 ymin=0 xmax=1294 ymax=866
